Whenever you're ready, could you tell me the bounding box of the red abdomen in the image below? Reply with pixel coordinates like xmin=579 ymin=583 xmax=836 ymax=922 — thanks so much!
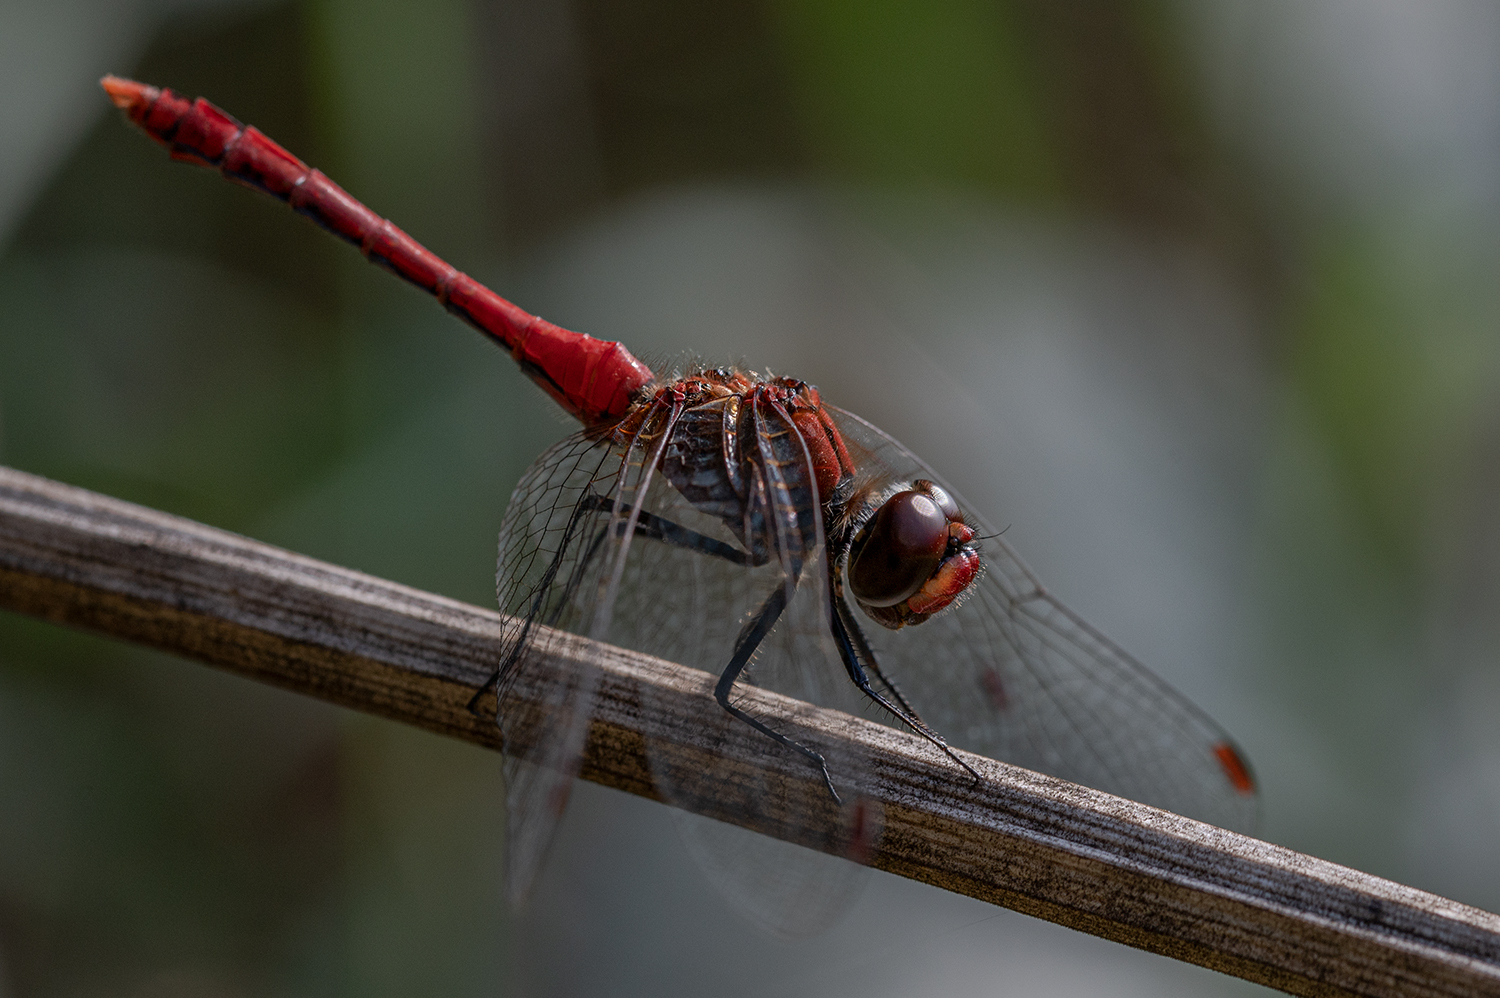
xmin=101 ymin=75 xmax=654 ymax=427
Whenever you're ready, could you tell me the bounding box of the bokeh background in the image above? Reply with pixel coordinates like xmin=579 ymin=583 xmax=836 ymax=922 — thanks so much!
xmin=2 ymin=0 xmax=1499 ymax=994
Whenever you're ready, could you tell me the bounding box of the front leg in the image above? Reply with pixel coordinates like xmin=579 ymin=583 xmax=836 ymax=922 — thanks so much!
xmin=573 ymin=495 xmax=837 ymax=797
xmin=473 ymin=493 xmax=767 ymax=716
xmin=576 ymin=492 xmax=766 ymax=567
xmin=828 ymin=572 xmax=981 ymax=784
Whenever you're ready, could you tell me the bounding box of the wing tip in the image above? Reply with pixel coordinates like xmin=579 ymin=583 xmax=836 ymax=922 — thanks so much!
xmin=1212 ymin=741 xmax=1257 ymax=796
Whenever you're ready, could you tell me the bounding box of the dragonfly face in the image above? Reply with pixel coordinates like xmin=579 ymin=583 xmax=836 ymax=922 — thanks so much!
xmin=842 ymin=478 xmax=981 ymax=628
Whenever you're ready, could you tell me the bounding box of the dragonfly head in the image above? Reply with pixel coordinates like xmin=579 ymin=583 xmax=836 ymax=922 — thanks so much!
xmin=847 ymin=479 xmax=980 ymax=629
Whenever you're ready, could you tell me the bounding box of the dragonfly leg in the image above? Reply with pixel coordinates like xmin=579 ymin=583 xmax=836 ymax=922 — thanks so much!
xmin=559 ymin=495 xmax=837 ymax=795
xmin=466 ymin=674 xmax=500 ymax=716
xmin=863 ymin=656 xmax=921 ymax=721
xmin=829 ymin=582 xmax=982 ymax=785
xmin=714 ymin=582 xmax=842 ymax=803
xmin=472 ymin=492 xmax=619 ymax=719
xmin=475 ymin=494 xmax=760 ymax=719
xmin=577 ymin=493 xmax=766 ymax=567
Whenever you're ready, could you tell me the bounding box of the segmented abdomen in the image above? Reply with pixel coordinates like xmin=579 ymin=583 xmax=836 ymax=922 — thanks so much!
xmin=101 ymin=75 xmax=653 ymax=426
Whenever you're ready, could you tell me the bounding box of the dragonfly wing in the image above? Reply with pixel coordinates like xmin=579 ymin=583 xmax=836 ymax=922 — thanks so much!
xmin=914 ymin=537 xmax=1258 ymax=830
xmin=826 ymin=406 xmax=1259 ymax=832
xmin=647 ymin=538 xmax=878 ymax=938
xmin=493 ymin=431 xmax=629 ymax=905
xmin=669 ymin=803 xmax=872 ymax=939
xmin=591 ymin=409 xmax=881 ymax=933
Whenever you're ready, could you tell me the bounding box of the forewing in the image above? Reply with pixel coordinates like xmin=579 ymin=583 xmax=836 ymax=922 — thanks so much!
xmin=827 ymin=406 xmax=1258 ymax=832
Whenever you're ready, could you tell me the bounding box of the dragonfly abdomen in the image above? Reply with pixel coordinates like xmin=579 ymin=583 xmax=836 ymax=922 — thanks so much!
xmin=101 ymin=76 xmax=653 ymax=426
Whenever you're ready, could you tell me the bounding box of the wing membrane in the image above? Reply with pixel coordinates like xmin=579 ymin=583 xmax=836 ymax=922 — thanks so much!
xmin=827 ymin=406 xmax=1257 ymax=832
xmin=493 ymin=432 xmax=620 ymax=904
xmin=492 ymin=390 xmax=1255 ymax=916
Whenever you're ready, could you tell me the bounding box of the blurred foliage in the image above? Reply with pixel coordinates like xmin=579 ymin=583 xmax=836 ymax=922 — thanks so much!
xmin=767 ymin=0 xmax=1056 ymax=197
xmin=1291 ymin=225 xmax=1499 ymax=577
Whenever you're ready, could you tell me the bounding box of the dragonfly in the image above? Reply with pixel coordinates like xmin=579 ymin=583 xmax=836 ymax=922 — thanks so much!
xmin=102 ymin=75 xmax=1258 ymax=915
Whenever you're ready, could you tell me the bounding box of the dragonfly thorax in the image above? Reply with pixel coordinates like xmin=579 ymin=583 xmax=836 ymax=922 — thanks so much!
xmin=630 ymin=369 xmax=858 ymax=565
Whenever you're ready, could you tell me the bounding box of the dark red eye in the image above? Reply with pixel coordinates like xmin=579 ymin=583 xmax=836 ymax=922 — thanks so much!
xmin=849 ymin=491 xmax=949 ymax=607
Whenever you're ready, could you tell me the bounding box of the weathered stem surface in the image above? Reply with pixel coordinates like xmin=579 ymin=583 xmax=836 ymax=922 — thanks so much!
xmin=0 ymin=465 xmax=1496 ymax=997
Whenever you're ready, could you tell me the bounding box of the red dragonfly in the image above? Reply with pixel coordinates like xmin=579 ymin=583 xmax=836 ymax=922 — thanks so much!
xmin=103 ymin=75 xmax=1258 ymax=910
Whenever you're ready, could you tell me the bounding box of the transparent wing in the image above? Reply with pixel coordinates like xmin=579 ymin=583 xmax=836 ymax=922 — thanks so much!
xmin=493 ymin=429 xmax=627 ymax=905
xmin=495 ymin=409 xmax=878 ymax=927
xmin=628 ymin=514 xmax=879 ymax=937
xmin=827 ymin=406 xmax=1259 ymax=832
xmin=610 ymin=437 xmax=880 ymax=935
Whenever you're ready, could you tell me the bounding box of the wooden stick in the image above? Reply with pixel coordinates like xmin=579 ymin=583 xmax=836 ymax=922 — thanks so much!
xmin=0 ymin=464 xmax=1496 ymax=997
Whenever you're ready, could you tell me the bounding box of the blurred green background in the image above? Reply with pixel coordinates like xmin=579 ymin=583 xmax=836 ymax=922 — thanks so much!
xmin=2 ymin=0 xmax=1499 ymax=995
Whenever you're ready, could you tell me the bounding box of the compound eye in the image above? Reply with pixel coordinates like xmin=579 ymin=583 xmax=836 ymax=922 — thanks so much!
xmin=915 ymin=479 xmax=960 ymax=521
xmin=849 ymin=491 xmax=948 ymax=607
